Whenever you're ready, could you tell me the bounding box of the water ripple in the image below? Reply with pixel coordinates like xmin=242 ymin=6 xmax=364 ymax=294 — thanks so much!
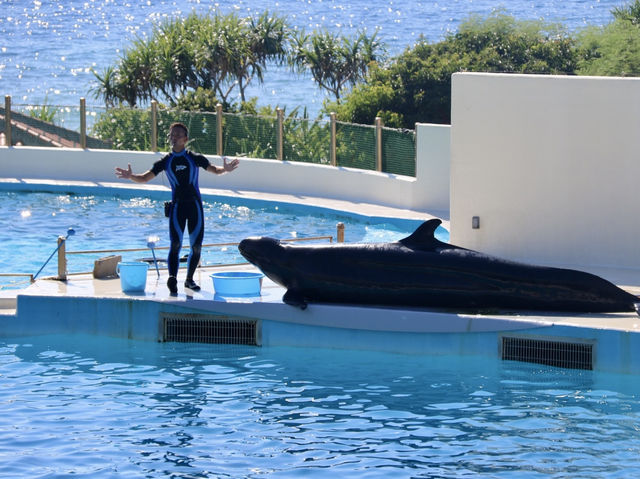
xmin=0 ymin=190 xmax=415 ymax=281
xmin=0 ymin=336 xmax=640 ymax=476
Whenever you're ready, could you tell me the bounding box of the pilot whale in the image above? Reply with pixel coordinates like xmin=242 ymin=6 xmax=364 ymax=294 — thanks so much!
xmin=238 ymin=219 xmax=638 ymax=313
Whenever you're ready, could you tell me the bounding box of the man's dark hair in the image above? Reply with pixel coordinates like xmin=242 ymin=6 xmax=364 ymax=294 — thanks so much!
xmin=169 ymin=122 xmax=188 ymax=137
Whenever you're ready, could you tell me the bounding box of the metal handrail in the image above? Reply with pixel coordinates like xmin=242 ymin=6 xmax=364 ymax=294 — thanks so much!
xmin=2 ymin=224 xmax=344 ymax=284
xmin=0 ymin=273 xmax=34 ymax=281
xmin=0 ymin=272 xmax=34 ymax=290
xmin=57 ymin=233 xmax=338 ymax=279
xmin=0 ymin=235 xmax=335 ymax=285
xmin=66 ymin=235 xmax=335 ymax=256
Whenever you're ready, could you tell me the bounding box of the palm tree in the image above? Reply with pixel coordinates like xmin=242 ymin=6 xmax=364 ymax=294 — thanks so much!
xmin=152 ymin=19 xmax=197 ymax=102
xmin=91 ymin=65 xmax=119 ymax=107
xmin=90 ymin=10 xmax=378 ymax=109
xmin=238 ymin=12 xmax=290 ymax=102
xmin=291 ymin=29 xmax=383 ymax=102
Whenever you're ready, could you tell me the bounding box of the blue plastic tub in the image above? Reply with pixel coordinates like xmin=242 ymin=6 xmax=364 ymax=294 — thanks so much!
xmin=117 ymin=262 xmax=148 ymax=292
xmin=211 ymin=271 xmax=263 ymax=296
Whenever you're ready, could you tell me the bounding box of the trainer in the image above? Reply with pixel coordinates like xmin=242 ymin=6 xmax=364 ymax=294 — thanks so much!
xmin=115 ymin=122 xmax=239 ymax=294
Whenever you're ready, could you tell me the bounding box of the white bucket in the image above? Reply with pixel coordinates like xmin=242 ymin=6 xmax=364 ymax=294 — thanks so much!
xmin=116 ymin=262 xmax=148 ymax=292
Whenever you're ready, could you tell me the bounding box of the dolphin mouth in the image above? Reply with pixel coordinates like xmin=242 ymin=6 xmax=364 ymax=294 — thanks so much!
xmin=238 ymin=236 xmax=279 ymax=267
xmin=238 ymin=238 xmax=256 ymax=263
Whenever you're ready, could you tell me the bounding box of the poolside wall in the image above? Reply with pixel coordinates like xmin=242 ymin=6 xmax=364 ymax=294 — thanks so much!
xmin=9 ymin=291 xmax=640 ymax=374
xmin=450 ymin=72 xmax=640 ymax=285
xmin=0 ymin=123 xmax=450 ymax=215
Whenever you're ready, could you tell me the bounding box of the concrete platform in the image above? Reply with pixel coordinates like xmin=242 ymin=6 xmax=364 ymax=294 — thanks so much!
xmin=2 ymin=264 xmax=640 ymax=375
xmin=13 ymin=266 xmax=640 ymax=334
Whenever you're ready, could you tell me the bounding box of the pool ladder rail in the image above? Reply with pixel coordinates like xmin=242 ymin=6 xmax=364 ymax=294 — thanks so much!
xmin=3 ymin=222 xmax=346 ymax=284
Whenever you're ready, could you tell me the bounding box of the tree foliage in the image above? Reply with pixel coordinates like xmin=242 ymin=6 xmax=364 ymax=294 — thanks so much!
xmin=576 ymin=0 xmax=640 ymax=76
xmin=612 ymin=0 xmax=640 ymax=24
xmin=333 ymin=2 xmax=640 ymax=127
xmin=91 ymin=11 xmax=291 ymax=109
xmin=27 ymin=96 xmax=57 ymax=124
xmin=290 ymin=29 xmax=383 ymax=101
xmin=91 ymin=10 xmax=381 ymax=112
xmin=91 ymin=2 xmax=640 ymax=136
xmin=330 ymin=12 xmax=577 ymax=127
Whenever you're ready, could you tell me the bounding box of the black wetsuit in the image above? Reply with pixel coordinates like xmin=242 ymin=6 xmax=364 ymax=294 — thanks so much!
xmin=151 ymin=149 xmax=210 ymax=279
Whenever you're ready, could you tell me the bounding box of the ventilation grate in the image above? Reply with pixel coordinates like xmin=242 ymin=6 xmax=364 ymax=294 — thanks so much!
xmin=501 ymin=335 xmax=593 ymax=370
xmin=161 ymin=312 xmax=260 ymax=346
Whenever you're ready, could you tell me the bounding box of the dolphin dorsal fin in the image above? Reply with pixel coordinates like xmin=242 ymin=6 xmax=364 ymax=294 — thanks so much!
xmin=398 ymin=219 xmax=448 ymax=251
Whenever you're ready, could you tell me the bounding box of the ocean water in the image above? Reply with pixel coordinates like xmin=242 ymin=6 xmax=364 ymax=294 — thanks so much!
xmin=0 ymin=0 xmax=623 ymax=119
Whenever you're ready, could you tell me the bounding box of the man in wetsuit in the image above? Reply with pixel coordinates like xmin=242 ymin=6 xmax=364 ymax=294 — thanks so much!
xmin=115 ymin=122 xmax=239 ymax=295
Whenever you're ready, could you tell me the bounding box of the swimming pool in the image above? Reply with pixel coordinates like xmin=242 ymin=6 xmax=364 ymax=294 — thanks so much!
xmin=0 ymin=190 xmax=446 ymax=287
xmin=1 ymin=334 xmax=639 ymax=478
xmin=4 ymin=185 xmax=639 ymax=478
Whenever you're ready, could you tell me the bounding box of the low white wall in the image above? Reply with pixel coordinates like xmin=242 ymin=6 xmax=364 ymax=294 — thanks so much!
xmin=0 ymin=124 xmax=450 ymax=214
xmin=450 ymin=72 xmax=640 ymax=283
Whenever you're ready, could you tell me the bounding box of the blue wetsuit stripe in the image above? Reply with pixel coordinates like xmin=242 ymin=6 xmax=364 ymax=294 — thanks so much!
xmin=189 ymin=200 xmax=204 ymax=246
xmin=186 ymin=199 xmax=204 ymax=278
xmin=167 ymin=200 xmax=184 ymax=277
xmin=165 ymin=154 xmax=181 ymax=203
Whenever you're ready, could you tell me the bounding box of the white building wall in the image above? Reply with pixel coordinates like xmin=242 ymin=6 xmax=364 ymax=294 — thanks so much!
xmin=450 ymin=72 xmax=640 ymax=284
xmin=415 ymin=123 xmax=450 ymax=215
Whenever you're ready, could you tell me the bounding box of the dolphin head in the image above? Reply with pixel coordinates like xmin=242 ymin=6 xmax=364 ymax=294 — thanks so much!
xmin=238 ymin=236 xmax=284 ymax=273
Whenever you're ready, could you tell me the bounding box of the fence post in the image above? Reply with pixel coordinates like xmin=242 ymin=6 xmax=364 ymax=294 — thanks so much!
xmin=216 ymin=103 xmax=223 ymax=156
xmin=4 ymin=95 xmax=11 ymax=147
xmin=57 ymin=236 xmax=67 ymax=281
xmin=414 ymin=122 xmax=418 ymax=175
xmin=79 ymin=97 xmax=87 ymax=149
xmin=375 ymin=117 xmax=383 ymax=172
xmin=150 ymin=100 xmax=158 ymax=152
xmin=330 ymin=112 xmax=337 ymax=166
xmin=276 ymin=108 xmax=284 ymax=161
xmin=336 ymin=222 xmax=345 ymax=243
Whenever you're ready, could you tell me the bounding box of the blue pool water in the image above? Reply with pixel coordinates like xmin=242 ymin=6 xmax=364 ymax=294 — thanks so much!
xmin=0 ymin=189 xmax=442 ymax=286
xmin=0 ymin=334 xmax=639 ymax=478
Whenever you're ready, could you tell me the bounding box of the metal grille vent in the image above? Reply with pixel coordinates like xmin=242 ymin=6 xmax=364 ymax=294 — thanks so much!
xmin=501 ymin=336 xmax=593 ymax=370
xmin=161 ymin=313 xmax=260 ymax=346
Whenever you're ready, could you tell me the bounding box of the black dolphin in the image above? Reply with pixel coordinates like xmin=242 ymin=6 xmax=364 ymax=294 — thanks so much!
xmin=238 ymin=219 xmax=638 ymax=313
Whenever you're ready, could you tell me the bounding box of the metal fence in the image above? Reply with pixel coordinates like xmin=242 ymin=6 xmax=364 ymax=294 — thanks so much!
xmin=2 ymin=96 xmax=416 ymax=177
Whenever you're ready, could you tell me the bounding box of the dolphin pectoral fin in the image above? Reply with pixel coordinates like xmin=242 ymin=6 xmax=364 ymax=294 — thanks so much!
xmin=283 ymin=290 xmax=308 ymax=310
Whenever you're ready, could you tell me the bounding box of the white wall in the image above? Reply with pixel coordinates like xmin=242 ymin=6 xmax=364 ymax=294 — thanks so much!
xmin=450 ymin=72 xmax=640 ymax=284
xmin=0 ymin=125 xmax=450 ymax=214
xmin=415 ymin=123 xmax=450 ymax=215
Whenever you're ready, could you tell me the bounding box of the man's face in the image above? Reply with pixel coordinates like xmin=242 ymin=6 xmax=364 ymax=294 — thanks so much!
xmin=168 ymin=127 xmax=188 ymax=151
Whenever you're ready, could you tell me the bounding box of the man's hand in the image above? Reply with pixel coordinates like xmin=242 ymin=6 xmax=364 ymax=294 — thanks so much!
xmin=115 ymin=164 xmax=133 ymax=179
xmin=222 ymin=156 xmax=240 ymax=172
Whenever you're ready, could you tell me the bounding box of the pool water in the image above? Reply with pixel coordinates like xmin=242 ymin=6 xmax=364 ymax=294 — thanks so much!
xmin=0 ymin=190 xmax=445 ymax=286
xmin=0 ymin=334 xmax=639 ymax=478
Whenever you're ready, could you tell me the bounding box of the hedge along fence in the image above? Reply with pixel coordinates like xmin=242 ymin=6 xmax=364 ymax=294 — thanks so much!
xmin=3 ymin=96 xmax=416 ymax=177
xmin=113 ymin=103 xmax=416 ymax=176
